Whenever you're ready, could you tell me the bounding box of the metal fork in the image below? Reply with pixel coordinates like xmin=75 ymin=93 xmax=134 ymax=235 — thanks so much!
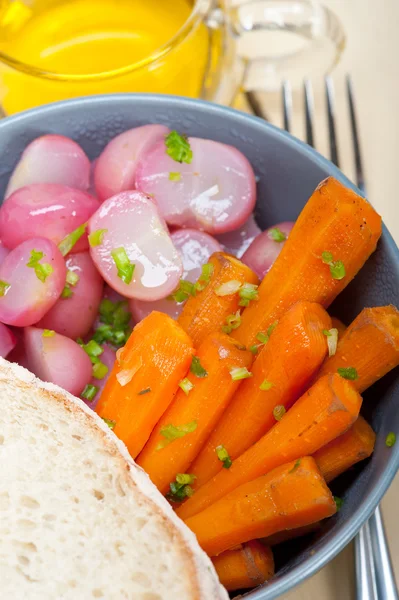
xmin=246 ymin=78 xmax=398 ymax=600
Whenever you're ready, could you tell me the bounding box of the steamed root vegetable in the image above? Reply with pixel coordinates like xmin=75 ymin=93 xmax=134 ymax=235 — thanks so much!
xmin=178 ymin=252 xmax=259 ymax=348
xmin=185 ymin=457 xmax=336 ymax=557
xmin=5 ymin=134 xmax=90 ymax=198
xmin=216 ymin=215 xmax=261 ymax=258
xmin=38 ymin=251 xmax=104 ymax=339
xmin=242 ymin=221 xmax=294 ymax=278
xmin=234 ymin=177 xmax=382 ymax=347
xmin=0 ymin=238 xmax=66 ymax=327
xmin=0 ymin=240 xmax=9 ymax=265
xmin=316 ymin=305 xmax=399 ymax=393
xmin=177 ymin=374 xmax=362 ymax=520
xmin=96 ymin=311 xmax=194 ymax=458
xmin=88 ymin=191 xmax=182 ymax=300
xmin=0 ymin=323 xmax=17 ymax=358
xmin=136 ymin=332 xmax=252 ymax=494
xmin=130 ymin=229 xmax=221 ymax=322
xmin=314 ymin=416 xmax=376 ymax=483
xmin=331 ymin=317 xmax=347 ymax=336
xmin=135 ymin=136 xmax=256 ymax=234
xmin=212 ymin=542 xmax=274 ymax=591
xmin=262 ymin=523 xmax=322 ymax=547
xmin=24 ymin=327 xmax=92 ymax=396
xmin=0 ymin=184 xmax=99 ymax=251
xmin=94 ymin=125 xmax=169 ymax=201
xmin=190 ymin=301 xmax=331 ymax=488
xmin=83 ymin=343 xmax=116 ymax=410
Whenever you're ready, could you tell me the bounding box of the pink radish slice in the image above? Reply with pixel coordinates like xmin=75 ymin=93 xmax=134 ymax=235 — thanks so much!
xmin=37 ymin=251 xmax=104 ymax=339
xmin=130 ymin=228 xmax=221 ymax=321
xmin=0 ymin=238 xmax=66 ymax=327
xmin=94 ymin=125 xmax=169 ymax=202
xmin=135 ymin=137 xmax=257 ymax=234
xmin=242 ymin=221 xmax=295 ymax=279
xmin=0 ymin=322 xmax=17 ymax=358
xmin=84 ymin=343 xmax=116 ymax=410
xmin=216 ymin=214 xmax=261 ymax=258
xmin=0 ymin=183 xmax=99 ymax=252
xmin=5 ymin=134 xmax=90 ymax=198
xmin=24 ymin=327 xmax=92 ymax=396
xmin=0 ymin=240 xmax=9 ymax=265
xmin=88 ymin=191 xmax=182 ymax=300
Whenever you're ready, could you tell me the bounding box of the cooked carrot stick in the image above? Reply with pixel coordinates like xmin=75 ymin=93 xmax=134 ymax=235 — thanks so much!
xmin=96 ymin=311 xmax=194 ymax=458
xmin=234 ymin=177 xmax=382 ymax=347
xmin=261 ymin=523 xmax=322 ymax=547
xmin=212 ymin=541 xmax=274 ymax=591
xmin=178 ymin=252 xmax=259 ymax=348
xmin=136 ymin=333 xmax=252 ymax=494
xmin=314 ymin=415 xmax=376 ymax=483
xmin=190 ymin=301 xmax=331 ymax=488
xmin=316 ymin=305 xmax=399 ymax=393
xmin=177 ymin=373 xmax=362 ymax=520
xmin=331 ymin=316 xmax=347 ymax=336
xmin=185 ymin=457 xmax=336 ymax=557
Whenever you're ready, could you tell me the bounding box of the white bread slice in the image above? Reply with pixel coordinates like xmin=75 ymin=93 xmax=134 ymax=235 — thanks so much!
xmin=0 ymin=358 xmax=228 ymax=600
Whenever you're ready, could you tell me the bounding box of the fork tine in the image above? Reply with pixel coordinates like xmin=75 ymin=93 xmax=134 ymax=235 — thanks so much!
xmin=325 ymin=76 xmax=340 ymax=167
xmin=346 ymin=76 xmax=366 ymax=195
xmin=304 ymin=79 xmax=315 ymax=147
xmin=282 ymin=80 xmax=292 ymax=133
xmin=245 ymin=91 xmax=269 ymax=121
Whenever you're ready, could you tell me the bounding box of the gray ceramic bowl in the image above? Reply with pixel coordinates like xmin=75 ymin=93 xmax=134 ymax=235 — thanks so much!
xmin=0 ymin=95 xmax=398 ymax=599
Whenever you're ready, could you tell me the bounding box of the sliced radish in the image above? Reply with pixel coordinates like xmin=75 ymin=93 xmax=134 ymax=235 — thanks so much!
xmin=88 ymin=191 xmax=182 ymax=300
xmin=0 ymin=183 xmax=99 ymax=251
xmin=94 ymin=125 xmax=169 ymax=202
xmin=130 ymin=228 xmax=221 ymax=321
xmin=84 ymin=343 xmax=116 ymax=410
xmin=135 ymin=137 xmax=256 ymax=234
xmin=216 ymin=214 xmax=261 ymax=258
xmin=37 ymin=251 xmax=104 ymax=339
xmin=24 ymin=327 xmax=92 ymax=396
xmin=0 ymin=238 xmax=66 ymax=327
xmin=242 ymin=221 xmax=295 ymax=278
xmin=0 ymin=323 xmax=17 ymax=358
xmin=5 ymin=134 xmax=90 ymax=198
xmin=0 ymin=240 xmax=9 ymax=266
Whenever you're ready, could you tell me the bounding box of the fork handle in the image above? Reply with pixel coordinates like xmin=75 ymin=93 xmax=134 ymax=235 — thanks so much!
xmin=368 ymin=506 xmax=399 ymax=600
xmin=355 ymin=519 xmax=378 ymax=600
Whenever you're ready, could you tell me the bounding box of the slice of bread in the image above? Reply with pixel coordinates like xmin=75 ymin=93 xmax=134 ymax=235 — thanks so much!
xmin=0 ymin=358 xmax=228 ymax=600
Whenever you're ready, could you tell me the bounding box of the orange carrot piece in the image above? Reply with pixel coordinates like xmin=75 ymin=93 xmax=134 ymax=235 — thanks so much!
xmin=212 ymin=541 xmax=274 ymax=591
xmin=96 ymin=311 xmax=194 ymax=458
xmin=261 ymin=523 xmax=322 ymax=547
xmin=185 ymin=457 xmax=336 ymax=557
xmin=190 ymin=301 xmax=331 ymax=488
xmin=136 ymin=333 xmax=252 ymax=494
xmin=234 ymin=177 xmax=382 ymax=347
xmin=331 ymin=317 xmax=347 ymax=336
xmin=177 ymin=373 xmax=362 ymax=520
xmin=316 ymin=305 xmax=399 ymax=393
xmin=314 ymin=415 xmax=376 ymax=483
xmin=178 ymin=252 xmax=259 ymax=348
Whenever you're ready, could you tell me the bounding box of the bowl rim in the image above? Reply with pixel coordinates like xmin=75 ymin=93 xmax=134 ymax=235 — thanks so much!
xmin=0 ymin=93 xmax=398 ymax=599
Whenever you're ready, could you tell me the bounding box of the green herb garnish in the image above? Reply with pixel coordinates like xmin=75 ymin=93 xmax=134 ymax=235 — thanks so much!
xmin=165 ymin=131 xmax=193 ymax=164
xmin=273 ymin=405 xmax=286 ymax=421
xmin=238 ymin=283 xmax=259 ymax=307
xmin=259 ymin=379 xmax=274 ymax=391
xmin=0 ymin=280 xmax=11 ymax=297
xmin=58 ymin=223 xmax=87 ymax=256
xmin=167 ymin=473 xmax=196 ymax=502
xmin=111 ymin=247 xmax=135 ymax=284
xmin=337 ymin=367 xmax=358 ymax=380
xmin=61 ymin=285 xmax=73 ymax=299
xmin=169 ymin=172 xmax=181 ymax=182
xmin=89 ymin=228 xmax=107 ymax=247
xmin=138 ymin=387 xmax=151 ymax=396
xmin=92 ymin=361 xmax=109 ymax=380
xmin=321 ymin=251 xmax=346 ymax=280
xmin=216 ymin=445 xmax=233 ymax=469
xmin=190 ymin=356 xmax=208 ymax=378
xmin=92 ymin=299 xmax=131 ymax=347
xmin=386 ymin=432 xmax=396 ymax=447
xmin=334 ymin=496 xmax=344 ymax=511
xmin=268 ymin=227 xmax=287 ymax=242
xmin=249 ymin=344 xmax=260 ymax=355
xmin=170 ymin=279 xmax=197 ymax=303
xmin=81 ymin=384 xmax=99 ymax=402
xmin=230 ymin=367 xmax=253 ymax=381
xmin=42 ymin=329 xmax=55 ymax=338
xmin=323 ymin=329 xmax=332 ymax=336
xmin=289 ymin=459 xmax=301 ymax=474
xmin=156 ymin=421 xmax=198 ymax=450
xmin=195 ymin=263 xmax=214 ymax=292
xmin=179 ymin=378 xmax=194 ymax=395
xmin=66 ymin=270 xmax=79 ymax=286
xmin=26 ymin=249 xmax=53 ymax=282
xmin=222 ymin=311 xmax=241 ymax=334
xmin=102 ymin=417 xmax=116 ymax=430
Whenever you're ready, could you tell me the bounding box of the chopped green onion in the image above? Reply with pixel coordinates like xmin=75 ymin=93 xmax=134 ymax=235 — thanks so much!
xmin=156 ymin=421 xmax=198 ymax=450
xmin=230 ymin=367 xmax=253 ymax=381
xmin=93 ymin=299 xmax=132 ymax=347
xmin=323 ymin=329 xmax=332 ymax=336
xmin=215 ymin=280 xmax=241 ymax=297
xmin=386 ymin=432 xmax=396 ymax=447
xmin=42 ymin=329 xmax=55 ymax=338
xmin=195 ymin=263 xmax=214 ymax=292
xmin=165 ymin=131 xmax=193 ymax=164
xmin=273 ymin=405 xmax=286 ymax=421
xmin=222 ymin=311 xmax=241 ymax=334
xmin=260 ymin=379 xmax=274 ymax=391
xmin=289 ymin=459 xmax=301 ymax=474
xmin=83 ymin=339 xmax=103 ymax=358
xmin=249 ymin=344 xmax=260 ymax=355
xmin=167 ymin=473 xmax=196 ymax=502
xmin=81 ymin=384 xmax=99 ymax=401
xmin=176 ymin=473 xmax=196 ymax=485
xmin=61 ymin=285 xmax=73 ymax=299
xmin=326 ymin=328 xmax=339 ymax=357
xmin=66 ymin=270 xmax=79 ymax=287
xmin=169 ymin=172 xmax=181 ymax=182
xmin=88 ymin=228 xmax=108 ymax=247
xmin=138 ymin=387 xmax=151 ymax=396
xmin=334 ymin=496 xmax=344 ymax=511
xmin=337 ymin=366 xmax=358 ymax=380
xmin=268 ymin=227 xmax=287 ymax=242
xmin=190 ymin=356 xmax=208 ymax=378
xmin=102 ymin=417 xmax=116 ymax=430
xmin=58 ymin=223 xmax=87 ymax=256
xmin=321 ymin=251 xmax=346 ymax=280
xmin=179 ymin=378 xmax=194 ymax=395
xmin=256 ymin=332 xmax=268 ymax=344
xmin=26 ymin=249 xmax=53 ymax=282
xmin=216 ymin=445 xmax=232 ymax=469
xmin=321 ymin=251 xmax=334 ymax=264
xmin=111 ymin=247 xmax=135 ymax=284
xmin=238 ymin=283 xmax=259 ymax=307
xmin=0 ymin=280 xmax=11 ymax=297
xmin=92 ymin=361 xmax=109 ymax=380
xmin=267 ymin=321 xmax=278 ymax=336
xmin=170 ymin=279 xmax=197 ymax=303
